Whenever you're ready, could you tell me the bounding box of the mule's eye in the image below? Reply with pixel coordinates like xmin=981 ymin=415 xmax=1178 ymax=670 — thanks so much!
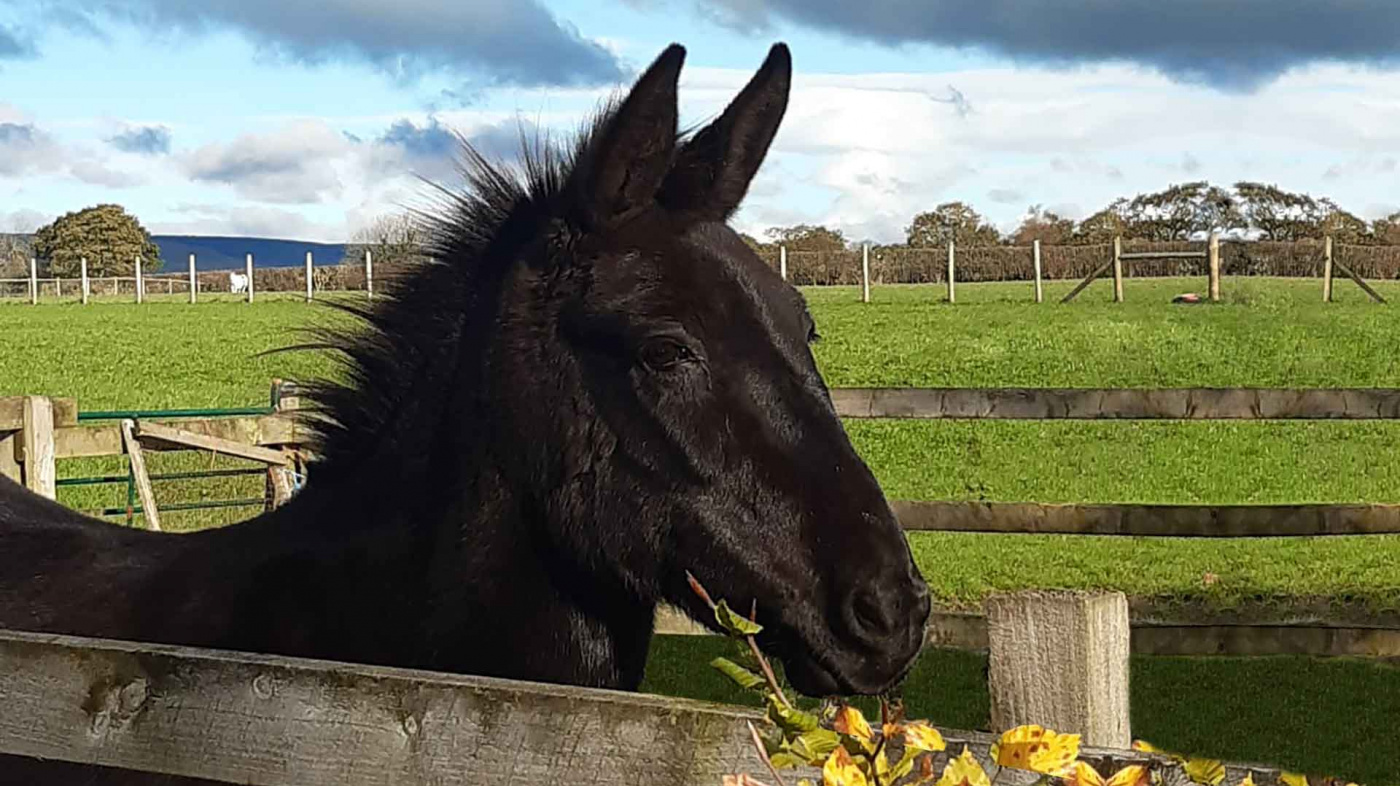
xmin=639 ymin=339 xmax=694 ymax=372
xmin=807 ymin=325 xmax=821 ymax=344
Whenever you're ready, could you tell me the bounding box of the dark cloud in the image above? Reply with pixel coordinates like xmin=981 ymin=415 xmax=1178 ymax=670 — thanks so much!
xmin=696 ymin=0 xmax=1400 ymax=90
xmin=373 ymin=116 xmax=544 ymax=176
xmin=107 ymin=125 xmax=171 ymax=155
xmin=46 ymin=0 xmax=625 ymax=87
xmin=0 ymin=24 xmax=34 ymax=58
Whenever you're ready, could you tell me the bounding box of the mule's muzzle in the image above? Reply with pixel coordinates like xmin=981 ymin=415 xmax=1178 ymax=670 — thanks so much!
xmin=772 ymin=561 xmax=931 ymax=697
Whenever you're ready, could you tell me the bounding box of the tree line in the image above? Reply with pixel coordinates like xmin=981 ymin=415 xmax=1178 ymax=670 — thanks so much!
xmin=0 ymin=205 xmax=426 ymax=280
xmin=8 ymin=181 xmax=1398 ymax=280
xmin=744 ymin=181 xmax=1400 ymax=255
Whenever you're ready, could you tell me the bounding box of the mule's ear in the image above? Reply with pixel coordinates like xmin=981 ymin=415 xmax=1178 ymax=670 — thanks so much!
xmin=658 ymin=43 xmax=791 ymax=221
xmin=574 ymin=44 xmax=685 ymax=229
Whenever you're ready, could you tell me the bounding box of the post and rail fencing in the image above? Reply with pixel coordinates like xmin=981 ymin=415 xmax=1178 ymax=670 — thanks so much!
xmin=6 ymin=238 xmax=1396 ymax=304
xmin=1 ymin=251 xmax=379 ymax=304
xmin=2 ymin=380 xmax=1396 ymax=778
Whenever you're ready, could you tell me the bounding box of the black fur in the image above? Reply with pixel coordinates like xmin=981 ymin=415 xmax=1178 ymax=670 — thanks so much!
xmin=0 ymin=43 xmax=929 ymax=784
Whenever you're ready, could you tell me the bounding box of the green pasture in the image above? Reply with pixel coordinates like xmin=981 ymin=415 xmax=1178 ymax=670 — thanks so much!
xmin=2 ymin=277 xmax=1398 ymax=780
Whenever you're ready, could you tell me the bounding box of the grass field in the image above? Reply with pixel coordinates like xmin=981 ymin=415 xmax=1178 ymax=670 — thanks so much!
xmin=3 ymin=277 xmax=1399 ymax=780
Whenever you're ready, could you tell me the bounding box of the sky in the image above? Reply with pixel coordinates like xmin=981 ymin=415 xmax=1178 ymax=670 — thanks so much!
xmin=2 ymin=0 xmax=1400 ymax=244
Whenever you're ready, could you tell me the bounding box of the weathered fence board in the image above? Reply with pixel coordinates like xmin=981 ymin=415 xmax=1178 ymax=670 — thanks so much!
xmin=52 ymin=415 xmax=301 ymax=460
xmin=829 ymin=387 xmax=1400 ymax=420
xmin=0 ymin=628 xmax=781 ymax=786
xmin=0 ymin=627 xmax=1277 ymax=786
xmin=891 ymin=500 xmax=1400 ymax=536
xmin=0 ymin=395 xmax=78 ymax=430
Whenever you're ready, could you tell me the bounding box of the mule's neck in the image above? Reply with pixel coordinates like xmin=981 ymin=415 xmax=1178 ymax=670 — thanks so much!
xmin=279 ymin=349 xmax=656 ymax=689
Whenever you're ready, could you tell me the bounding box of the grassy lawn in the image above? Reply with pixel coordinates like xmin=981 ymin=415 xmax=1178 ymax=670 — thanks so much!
xmin=3 ymin=277 xmax=1399 ymax=780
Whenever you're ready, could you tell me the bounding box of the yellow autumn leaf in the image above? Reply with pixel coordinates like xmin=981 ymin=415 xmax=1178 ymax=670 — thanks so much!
xmin=1280 ymin=775 xmax=1309 ymax=786
xmin=822 ymin=746 xmax=869 ymax=786
xmin=832 ymin=705 xmax=874 ymax=746
xmin=1061 ymin=761 xmax=1106 ymax=786
xmin=1183 ymin=757 xmax=1225 ymax=786
xmin=990 ymin=724 xmax=1081 ymax=776
xmin=1106 ymin=765 xmax=1152 ymax=786
xmin=935 ymin=747 xmax=991 ymax=786
xmin=903 ymin=721 xmax=947 ymax=752
xmin=1239 ymin=775 xmax=1255 ymax=786
xmin=1061 ymin=762 xmax=1151 ymax=786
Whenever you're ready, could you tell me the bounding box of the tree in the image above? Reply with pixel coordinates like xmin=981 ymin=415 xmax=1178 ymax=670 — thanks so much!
xmin=763 ymin=224 xmax=847 ymax=252
xmin=0 ymin=233 xmax=30 ymax=278
xmin=904 ymin=202 xmax=1001 ymax=247
xmin=1232 ymin=181 xmax=1321 ymax=241
xmin=341 ymin=212 xmax=427 ymax=268
xmin=1372 ymin=211 xmax=1400 ymax=245
xmin=1071 ymin=199 xmax=1130 ymax=244
xmin=1008 ymin=205 xmax=1074 ymax=246
xmin=1313 ymin=198 xmax=1371 ymax=244
xmin=32 ymin=204 xmax=160 ymax=277
xmin=1119 ymin=181 xmax=1240 ymax=240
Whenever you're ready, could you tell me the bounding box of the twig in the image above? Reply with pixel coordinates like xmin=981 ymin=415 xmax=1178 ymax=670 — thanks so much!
xmin=687 ymin=571 xmax=791 ymax=710
xmin=748 ymin=634 xmax=791 ymax=710
xmin=686 ymin=570 xmax=716 ymax=610
xmin=747 ymin=720 xmax=789 ymax=786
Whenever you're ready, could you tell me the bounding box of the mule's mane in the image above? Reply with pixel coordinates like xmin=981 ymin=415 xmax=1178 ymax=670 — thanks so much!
xmin=290 ymin=98 xmax=676 ymax=476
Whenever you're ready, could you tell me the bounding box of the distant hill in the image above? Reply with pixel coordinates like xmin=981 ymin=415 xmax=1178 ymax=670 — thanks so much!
xmin=2 ymin=234 xmax=348 ymax=273
xmin=151 ymin=236 xmax=348 ymax=272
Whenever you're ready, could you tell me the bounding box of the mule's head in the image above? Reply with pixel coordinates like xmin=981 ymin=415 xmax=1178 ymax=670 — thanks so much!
xmin=492 ymin=43 xmax=929 ymax=696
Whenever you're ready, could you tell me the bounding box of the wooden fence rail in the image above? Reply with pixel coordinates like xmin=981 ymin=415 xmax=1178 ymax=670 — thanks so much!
xmin=0 ymin=624 xmax=1279 ymax=785
xmin=830 ymin=387 xmax=1400 ymax=420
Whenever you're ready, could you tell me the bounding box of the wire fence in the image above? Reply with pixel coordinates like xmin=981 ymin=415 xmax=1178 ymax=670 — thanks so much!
xmin=6 ymin=240 xmax=1400 ymax=303
xmin=755 ymin=240 xmax=1400 ymax=286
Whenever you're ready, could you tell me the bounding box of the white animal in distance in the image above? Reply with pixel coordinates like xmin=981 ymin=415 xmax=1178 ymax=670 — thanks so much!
xmin=229 ymin=272 xmax=249 ymax=294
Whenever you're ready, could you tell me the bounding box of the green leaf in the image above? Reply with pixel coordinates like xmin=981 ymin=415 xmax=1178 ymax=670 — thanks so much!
xmin=714 ymin=599 xmax=763 ymax=637
xmin=788 ymin=728 xmax=842 ymax=764
xmin=769 ymin=752 xmax=806 ymax=770
xmin=766 ymin=694 xmax=820 ymax=735
xmin=710 ymin=657 xmax=766 ymax=691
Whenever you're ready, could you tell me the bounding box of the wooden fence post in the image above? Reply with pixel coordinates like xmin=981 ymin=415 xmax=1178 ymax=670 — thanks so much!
xmin=120 ymin=419 xmax=161 ymax=532
xmin=246 ymin=253 xmax=254 ymax=304
xmin=1208 ymin=231 xmax=1221 ymax=302
xmin=21 ymin=396 xmax=56 ymax=500
xmin=1033 ymin=240 xmax=1043 ymax=303
xmin=135 ymin=255 xmax=143 ymax=304
xmin=28 ymin=257 xmax=36 ymax=305
xmin=305 ymin=251 xmax=314 ymax=303
xmin=986 ymin=590 xmax=1131 ymax=749
xmin=1112 ymin=236 xmax=1124 ymax=303
xmin=1323 ymin=235 xmax=1334 ymax=303
xmin=946 ymin=240 xmax=956 ymax=303
xmin=779 ymin=245 xmax=787 ymax=281
xmin=365 ymin=249 xmax=374 ymax=300
xmin=80 ymin=258 xmax=89 ymax=305
xmin=861 ymin=243 xmax=871 ymax=303
xmin=189 ymin=253 xmax=197 ymax=304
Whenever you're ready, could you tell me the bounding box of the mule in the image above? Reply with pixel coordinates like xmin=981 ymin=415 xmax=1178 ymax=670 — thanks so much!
xmin=0 ymin=42 xmax=930 ymax=782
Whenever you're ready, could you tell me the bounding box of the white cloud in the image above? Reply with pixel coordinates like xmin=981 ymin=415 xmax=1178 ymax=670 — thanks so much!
xmin=180 ymin=120 xmax=351 ymax=204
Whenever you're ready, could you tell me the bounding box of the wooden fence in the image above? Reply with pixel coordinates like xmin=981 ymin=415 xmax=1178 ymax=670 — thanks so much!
xmin=0 ymin=620 xmax=1290 ymax=785
xmin=0 ymin=386 xmax=1379 ymax=780
xmin=8 ymin=236 xmax=1399 ymax=306
xmin=0 ymin=251 xmax=377 ymax=304
xmin=754 ymin=235 xmax=1395 ymax=304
